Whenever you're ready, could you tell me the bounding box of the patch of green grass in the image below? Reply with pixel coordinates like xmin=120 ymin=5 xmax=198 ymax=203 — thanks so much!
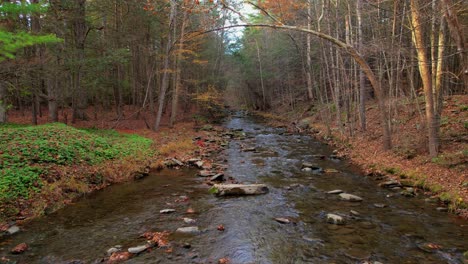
xmin=459 ymin=104 xmax=468 ymax=112
xmin=383 ymin=167 xmax=401 ymax=175
xmin=431 ymin=150 xmax=467 ymax=170
xmin=0 ymin=123 xmax=153 ymax=201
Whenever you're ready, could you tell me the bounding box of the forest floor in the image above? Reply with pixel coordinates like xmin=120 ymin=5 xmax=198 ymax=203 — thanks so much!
xmin=257 ymin=94 xmax=468 ymax=217
xmin=0 ymin=106 xmax=222 ymax=228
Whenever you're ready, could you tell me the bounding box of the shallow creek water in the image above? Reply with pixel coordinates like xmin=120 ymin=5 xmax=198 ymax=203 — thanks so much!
xmin=0 ymin=116 xmax=467 ymax=264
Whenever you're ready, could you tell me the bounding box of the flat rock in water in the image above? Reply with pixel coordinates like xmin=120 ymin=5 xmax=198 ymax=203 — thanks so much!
xmin=374 ymin=203 xmax=387 ymax=208
xmin=379 ymin=180 xmax=401 ymax=188
xmin=183 ymin=218 xmax=196 ymax=224
xmin=6 ymin=225 xmax=20 ymax=235
xmin=274 ymin=218 xmax=291 ymax=224
xmin=326 ymin=214 xmax=345 ymax=225
xmin=160 ymin=209 xmax=176 ymax=214
xmin=176 ymin=226 xmax=200 ymax=235
xmin=327 ymin=189 xmax=343 ymax=194
xmin=198 ymin=170 xmax=215 ymax=177
xmin=213 ymin=184 xmax=269 ymax=196
xmin=128 ymin=245 xmax=150 ymax=254
xmin=339 ymin=193 xmax=363 ymax=202
xmin=210 ymin=173 xmax=224 ymax=182
xmin=243 ymin=147 xmax=256 ymax=152
xmin=436 ymin=207 xmax=448 ymax=212
xmin=324 ymin=168 xmax=339 ymax=173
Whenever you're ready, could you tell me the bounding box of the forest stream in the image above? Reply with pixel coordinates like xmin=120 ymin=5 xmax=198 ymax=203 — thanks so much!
xmin=0 ymin=115 xmax=467 ymax=264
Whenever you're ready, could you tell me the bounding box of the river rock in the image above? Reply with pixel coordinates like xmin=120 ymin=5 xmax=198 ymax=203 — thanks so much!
xmin=210 ymin=173 xmax=224 ymax=182
xmin=11 ymin=243 xmax=28 ymax=254
xmin=374 ymin=203 xmax=387 ymax=208
xmin=326 ymin=214 xmax=345 ymax=225
xmin=128 ymin=244 xmax=150 ymax=254
xmin=176 ymin=226 xmax=200 ymax=235
xmin=324 ymin=168 xmax=339 ymax=173
xmin=212 ymin=184 xmax=269 ymax=196
xmin=350 ymin=210 xmax=360 ymax=216
xmin=379 ymin=180 xmax=401 ymax=188
xmin=327 ymin=189 xmax=343 ymax=194
xmin=195 ymin=161 xmax=204 ymax=169
xmin=6 ymin=225 xmax=20 ymax=235
xmin=436 ymin=207 xmax=448 ymax=212
xmin=339 ymin=193 xmax=363 ymax=202
xmin=198 ymin=170 xmax=215 ymax=177
xmin=107 ymin=246 xmax=121 ymax=256
xmin=160 ymin=209 xmax=176 ymax=214
xmin=274 ymin=218 xmax=291 ymax=224
xmin=243 ymin=147 xmax=256 ymax=152
xmin=184 ymin=218 xmax=196 ymax=224
xmin=400 ymin=187 xmax=415 ymax=197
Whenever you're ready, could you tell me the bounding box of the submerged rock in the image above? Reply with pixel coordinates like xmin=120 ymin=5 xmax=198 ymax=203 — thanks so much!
xmin=183 ymin=218 xmax=196 ymax=224
xmin=327 ymin=189 xmax=343 ymax=194
xmin=212 ymin=184 xmax=269 ymax=196
xmin=339 ymin=193 xmax=363 ymax=202
xmin=198 ymin=170 xmax=215 ymax=177
xmin=176 ymin=226 xmax=200 ymax=235
xmin=326 ymin=214 xmax=346 ymax=225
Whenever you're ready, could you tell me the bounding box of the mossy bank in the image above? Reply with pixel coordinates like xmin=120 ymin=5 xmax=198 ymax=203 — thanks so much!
xmin=0 ymin=123 xmax=156 ymax=224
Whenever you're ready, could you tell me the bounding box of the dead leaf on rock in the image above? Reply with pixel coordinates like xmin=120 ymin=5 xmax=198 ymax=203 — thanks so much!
xmin=142 ymin=231 xmax=170 ymax=247
xmin=217 ymin=224 xmax=225 ymax=231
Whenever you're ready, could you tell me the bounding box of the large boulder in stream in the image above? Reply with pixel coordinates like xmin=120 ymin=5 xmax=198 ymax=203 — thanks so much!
xmin=211 ymin=184 xmax=269 ymax=196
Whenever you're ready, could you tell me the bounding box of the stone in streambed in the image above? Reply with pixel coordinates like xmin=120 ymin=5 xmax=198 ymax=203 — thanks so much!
xmin=160 ymin=209 xmax=176 ymax=214
xmin=183 ymin=218 xmax=196 ymax=224
xmin=212 ymin=184 xmax=269 ymax=196
xmin=128 ymin=244 xmax=150 ymax=254
xmin=198 ymin=170 xmax=215 ymax=177
xmin=374 ymin=203 xmax=387 ymax=208
xmin=327 ymin=190 xmax=343 ymax=194
xmin=176 ymin=226 xmax=200 ymax=235
xmin=379 ymin=180 xmax=401 ymax=188
xmin=339 ymin=193 xmax=363 ymax=202
xmin=274 ymin=218 xmax=291 ymax=224
xmin=436 ymin=207 xmax=448 ymax=212
xmin=210 ymin=173 xmax=224 ymax=182
xmin=326 ymin=214 xmax=346 ymax=225
xmin=6 ymin=225 xmax=20 ymax=235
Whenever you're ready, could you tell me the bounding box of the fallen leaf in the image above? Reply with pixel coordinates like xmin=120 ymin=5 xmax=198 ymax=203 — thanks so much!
xmin=108 ymin=252 xmax=132 ymax=263
xmin=217 ymin=224 xmax=225 ymax=231
xmin=11 ymin=243 xmax=28 ymax=254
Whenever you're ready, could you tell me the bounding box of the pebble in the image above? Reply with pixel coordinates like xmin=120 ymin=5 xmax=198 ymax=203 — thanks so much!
xmin=350 ymin=210 xmax=360 ymax=216
xmin=327 ymin=189 xmax=343 ymax=194
xmin=11 ymin=243 xmax=28 ymax=254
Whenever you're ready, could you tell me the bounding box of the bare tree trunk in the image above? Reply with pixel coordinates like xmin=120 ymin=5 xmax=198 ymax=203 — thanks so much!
xmin=410 ymin=0 xmax=438 ymax=157
xmin=0 ymin=82 xmax=7 ymax=123
xmin=154 ymin=0 xmax=177 ymax=131
xmin=71 ymin=0 xmax=88 ymax=122
xmin=305 ymin=0 xmax=313 ymax=100
xmin=170 ymin=9 xmax=188 ymax=127
xmin=255 ymin=39 xmax=266 ymax=110
xmin=357 ymin=0 xmax=366 ymax=131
